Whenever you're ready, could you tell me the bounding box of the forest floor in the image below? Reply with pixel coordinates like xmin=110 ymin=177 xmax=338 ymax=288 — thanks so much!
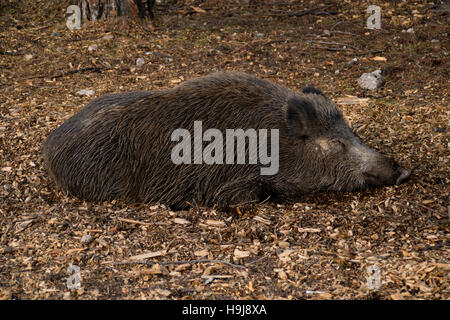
xmin=0 ymin=0 xmax=448 ymax=300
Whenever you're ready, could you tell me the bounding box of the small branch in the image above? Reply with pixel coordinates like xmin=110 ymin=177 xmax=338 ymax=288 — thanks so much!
xmin=28 ymin=67 xmax=103 ymax=80
xmin=0 ymin=51 xmax=21 ymax=56
xmin=226 ymin=195 xmax=271 ymax=209
xmin=308 ymin=40 xmax=358 ymax=50
xmin=329 ymin=30 xmax=360 ymax=37
xmin=186 ymin=199 xmax=202 ymax=214
xmin=354 ymin=50 xmax=382 ymax=56
xmin=48 ymin=67 xmax=103 ymax=79
xmin=116 ymin=217 xmax=152 ymax=226
xmin=269 ymin=5 xmax=336 ymax=17
xmin=115 ymin=217 xmax=168 ymax=226
xmin=311 ymin=46 xmax=351 ymax=52
xmin=258 ymin=195 xmax=271 ymax=205
xmin=246 ymin=252 xmax=273 ymax=266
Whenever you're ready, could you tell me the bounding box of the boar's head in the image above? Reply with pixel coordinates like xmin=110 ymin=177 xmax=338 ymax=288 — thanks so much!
xmin=277 ymin=85 xmax=410 ymax=195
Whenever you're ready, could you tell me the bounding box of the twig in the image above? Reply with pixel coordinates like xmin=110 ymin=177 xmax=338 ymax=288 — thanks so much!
xmin=227 ymin=195 xmax=271 ymax=209
xmin=417 ymin=244 xmax=447 ymax=251
xmin=258 ymin=195 xmax=271 ymax=205
xmin=0 ymin=51 xmax=21 ymax=56
xmin=398 ymin=200 xmax=442 ymax=214
xmin=305 ymin=259 xmax=319 ymax=270
xmin=29 ymin=67 xmax=103 ymax=80
xmin=46 ymin=203 xmax=74 ymax=228
xmin=246 ymin=252 xmax=273 ymax=266
xmin=116 ymin=217 xmax=152 ymax=226
xmin=308 ymin=40 xmax=358 ymax=50
xmin=186 ymin=199 xmax=202 ymax=214
xmin=50 ymin=67 xmax=103 ymax=79
xmin=311 ymin=46 xmax=351 ymax=52
xmin=110 ymin=258 xmax=248 ymax=269
xmin=116 ymin=217 xmax=168 ymax=226
xmin=330 ymin=21 xmax=345 ymax=31
xmin=329 ymin=30 xmax=360 ymax=36
xmin=354 ymin=50 xmax=382 ymax=56
xmin=269 ymin=5 xmax=334 ymax=18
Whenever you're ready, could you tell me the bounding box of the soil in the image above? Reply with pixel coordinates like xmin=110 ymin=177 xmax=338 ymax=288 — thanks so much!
xmin=0 ymin=0 xmax=448 ymax=300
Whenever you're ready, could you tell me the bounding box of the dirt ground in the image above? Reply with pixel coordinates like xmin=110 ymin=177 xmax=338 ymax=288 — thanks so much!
xmin=0 ymin=0 xmax=448 ymax=300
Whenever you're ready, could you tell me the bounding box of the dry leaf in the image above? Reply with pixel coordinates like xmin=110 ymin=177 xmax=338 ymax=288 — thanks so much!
xmin=191 ymin=6 xmax=207 ymax=13
xmin=276 ymin=269 xmax=288 ymax=280
xmin=390 ymin=293 xmax=404 ymax=300
xmin=140 ymin=264 xmax=167 ymax=275
xmin=194 ymin=248 xmax=209 ymax=257
xmin=278 ymin=241 xmax=290 ymax=248
xmin=154 ymin=288 xmax=171 ymax=297
xmin=318 ymin=292 xmax=332 ymax=299
xmin=129 ymin=250 xmax=167 ymax=261
xmin=372 ymin=56 xmax=387 ymax=62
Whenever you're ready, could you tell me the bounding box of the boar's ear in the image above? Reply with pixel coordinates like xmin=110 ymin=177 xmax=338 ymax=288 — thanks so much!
xmin=285 ymin=97 xmax=318 ymax=138
xmin=302 ymin=85 xmax=326 ymax=97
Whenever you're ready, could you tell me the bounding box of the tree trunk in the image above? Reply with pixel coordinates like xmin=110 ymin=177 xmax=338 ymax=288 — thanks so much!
xmin=79 ymin=0 xmax=155 ymax=22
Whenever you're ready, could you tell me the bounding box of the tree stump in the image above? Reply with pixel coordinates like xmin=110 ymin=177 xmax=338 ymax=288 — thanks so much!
xmin=79 ymin=0 xmax=155 ymax=22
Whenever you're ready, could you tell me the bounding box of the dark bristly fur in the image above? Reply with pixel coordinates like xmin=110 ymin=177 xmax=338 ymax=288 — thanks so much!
xmin=43 ymin=72 xmax=409 ymax=209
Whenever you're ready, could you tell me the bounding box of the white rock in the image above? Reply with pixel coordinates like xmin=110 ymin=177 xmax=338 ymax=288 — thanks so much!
xmin=76 ymin=89 xmax=95 ymax=96
xmin=136 ymin=57 xmax=145 ymax=67
xmin=88 ymin=44 xmax=98 ymax=51
xmin=358 ymin=70 xmax=382 ymax=90
xmin=81 ymin=234 xmax=93 ymax=244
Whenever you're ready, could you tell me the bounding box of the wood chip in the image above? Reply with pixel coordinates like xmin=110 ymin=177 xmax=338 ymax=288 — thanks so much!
xmin=253 ymin=216 xmax=271 ymax=225
xmin=336 ymin=96 xmax=370 ymax=105
xmin=174 ymin=218 xmax=190 ymax=225
xmin=234 ymin=248 xmax=251 ymax=258
xmin=205 ymin=219 xmax=226 ymax=227
xmin=298 ymin=227 xmax=321 ymax=233
xmin=372 ymin=56 xmax=387 ymax=62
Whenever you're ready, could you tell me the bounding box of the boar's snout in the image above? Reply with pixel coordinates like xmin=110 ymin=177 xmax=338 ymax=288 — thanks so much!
xmin=395 ymin=166 xmax=411 ymax=185
xmin=362 ymin=151 xmax=410 ymax=187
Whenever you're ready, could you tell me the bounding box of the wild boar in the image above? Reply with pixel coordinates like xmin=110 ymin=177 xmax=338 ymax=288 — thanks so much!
xmin=43 ymin=72 xmax=410 ymax=209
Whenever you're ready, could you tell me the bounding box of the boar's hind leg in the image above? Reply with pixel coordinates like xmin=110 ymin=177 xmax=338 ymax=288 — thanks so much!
xmin=210 ymin=179 xmax=266 ymax=207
